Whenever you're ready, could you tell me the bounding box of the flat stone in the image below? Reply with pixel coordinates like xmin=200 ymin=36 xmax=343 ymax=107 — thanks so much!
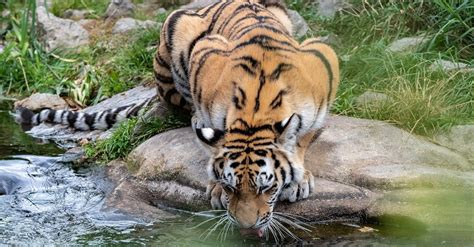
xmin=306 ymin=116 xmax=472 ymax=188
xmin=429 ymin=59 xmax=472 ymax=73
xmin=14 ymin=93 xmax=69 ymax=111
xmin=434 ymin=125 xmax=474 ymax=164
xmin=105 ymin=0 xmax=135 ymax=19
xmin=355 ymin=91 xmax=391 ymax=108
xmin=36 ymin=6 xmax=90 ymax=52
xmin=317 ymin=0 xmax=351 ymax=18
xmin=63 ymin=9 xmax=90 ymax=20
xmin=387 ymin=36 xmax=429 ymax=52
xmin=122 ymin=116 xmax=472 ymax=221
xmin=287 ymin=9 xmax=309 ymax=38
xmin=112 ymin=17 xmax=160 ymax=34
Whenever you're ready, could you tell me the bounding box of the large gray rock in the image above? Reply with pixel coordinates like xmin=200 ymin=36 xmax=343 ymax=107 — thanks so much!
xmin=36 ymin=6 xmax=89 ymax=52
xmin=316 ymin=0 xmax=351 ymax=18
xmin=14 ymin=93 xmax=69 ymax=111
xmin=387 ymin=36 xmax=429 ymax=53
xmin=354 ymin=91 xmax=391 ymax=108
xmin=117 ymin=116 xmax=472 ymax=222
xmin=105 ymin=0 xmax=136 ymax=19
xmin=429 ymin=59 xmax=473 ymax=73
xmin=287 ymin=9 xmax=309 ymax=38
xmin=434 ymin=125 xmax=474 ymax=164
xmin=22 ymin=85 xmax=157 ymax=148
xmin=112 ymin=17 xmax=159 ymax=34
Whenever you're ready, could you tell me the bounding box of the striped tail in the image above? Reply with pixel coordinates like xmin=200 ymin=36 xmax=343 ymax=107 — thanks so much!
xmin=14 ymin=99 xmax=152 ymax=131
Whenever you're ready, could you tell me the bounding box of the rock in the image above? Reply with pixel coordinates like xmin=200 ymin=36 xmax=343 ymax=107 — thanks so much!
xmin=120 ymin=116 xmax=472 ymax=221
xmin=317 ymin=0 xmax=351 ymax=18
xmin=434 ymin=125 xmax=474 ymax=164
xmin=36 ymin=6 xmax=90 ymax=52
xmin=14 ymin=93 xmax=69 ymax=111
xmin=317 ymin=33 xmax=340 ymax=46
xmin=105 ymin=160 xmax=178 ymax=220
xmin=76 ymin=19 xmax=96 ymax=28
xmin=36 ymin=0 xmax=52 ymax=8
xmin=429 ymin=59 xmax=472 ymax=73
xmin=63 ymin=9 xmax=90 ymax=20
xmin=387 ymin=36 xmax=429 ymax=53
xmin=287 ymin=9 xmax=309 ymax=38
xmin=180 ymin=0 xmax=218 ymax=10
xmin=306 ymin=116 xmax=472 ymax=188
xmin=354 ymin=91 xmax=391 ymax=108
xmin=154 ymin=8 xmax=167 ymax=16
xmin=23 ymin=85 xmax=157 ymax=148
xmin=104 ymin=0 xmax=135 ymax=19
xmin=112 ymin=17 xmax=159 ymax=34
xmin=1 ymin=10 xmax=10 ymax=31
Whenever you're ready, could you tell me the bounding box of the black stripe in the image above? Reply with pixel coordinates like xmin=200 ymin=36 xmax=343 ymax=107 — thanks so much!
xmin=270 ymin=89 xmax=287 ymax=109
xmin=207 ymin=0 xmax=233 ymax=33
xmin=164 ymin=88 xmax=178 ymax=103
xmin=253 ymin=141 xmax=273 ymax=146
xmin=254 ymin=70 xmax=265 ymax=112
xmin=67 ymin=112 xmax=78 ymax=127
xmin=301 ymin=49 xmax=334 ymax=106
xmin=154 ymin=71 xmax=174 ymax=84
xmin=234 ymin=63 xmax=256 ymax=77
xmin=232 ymin=23 xmax=291 ymax=41
xmin=232 ymin=55 xmax=260 ymax=69
xmin=187 ymin=31 xmax=207 ymax=59
xmin=47 ymin=109 xmax=56 ymax=123
xmin=270 ymin=63 xmax=293 ymax=81
xmin=155 ymin=53 xmax=170 ymax=70
xmin=179 ymin=51 xmax=188 ymax=79
xmin=105 ymin=112 xmax=117 ymax=128
xmin=280 ymin=168 xmax=287 ymax=185
xmin=85 ymin=112 xmax=96 ymax=130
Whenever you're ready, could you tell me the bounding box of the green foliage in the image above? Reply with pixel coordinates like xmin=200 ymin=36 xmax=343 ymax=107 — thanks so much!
xmin=50 ymin=0 xmax=109 ymax=18
xmin=84 ymin=114 xmax=187 ymax=163
xmin=288 ymin=0 xmax=473 ymax=136
xmin=333 ymin=43 xmax=473 ymax=135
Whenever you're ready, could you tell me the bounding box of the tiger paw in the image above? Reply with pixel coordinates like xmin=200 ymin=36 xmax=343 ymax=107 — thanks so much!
xmin=279 ymin=170 xmax=314 ymax=202
xmin=206 ymin=181 xmax=228 ymax=210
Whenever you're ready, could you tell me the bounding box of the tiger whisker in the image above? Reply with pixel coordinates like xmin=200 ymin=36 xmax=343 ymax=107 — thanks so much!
xmin=273 ymin=219 xmax=301 ymax=241
xmin=273 ymin=215 xmax=311 ymax=232
xmin=203 ymin=214 xmax=228 ymax=239
xmin=190 ymin=213 xmax=224 ymax=230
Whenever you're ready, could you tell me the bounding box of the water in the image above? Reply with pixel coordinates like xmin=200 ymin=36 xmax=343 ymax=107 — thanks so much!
xmin=0 ymin=100 xmax=473 ymax=245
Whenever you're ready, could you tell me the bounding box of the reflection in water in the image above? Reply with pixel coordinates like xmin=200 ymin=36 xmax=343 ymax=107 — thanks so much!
xmin=0 ymin=100 xmax=473 ymax=245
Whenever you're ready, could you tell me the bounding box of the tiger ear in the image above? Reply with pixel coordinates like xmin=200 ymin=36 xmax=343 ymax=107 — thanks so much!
xmin=274 ymin=113 xmax=301 ymax=150
xmin=196 ymin=128 xmax=225 ymax=147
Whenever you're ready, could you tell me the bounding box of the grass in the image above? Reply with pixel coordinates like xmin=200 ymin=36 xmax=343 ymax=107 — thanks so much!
xmin=287 ymin=0 xmax=473 ymax=136
xmin=84 ymin=114 xmax=188 ymax=163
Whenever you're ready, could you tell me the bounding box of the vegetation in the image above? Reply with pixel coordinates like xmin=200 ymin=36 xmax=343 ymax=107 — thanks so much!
xmin=84 ymin=114 xmax=187 ymax=162
xmin=288 ymin=0 xmax=473 ymax=135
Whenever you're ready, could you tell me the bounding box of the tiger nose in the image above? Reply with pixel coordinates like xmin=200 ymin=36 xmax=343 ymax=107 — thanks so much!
xmin=234 ymin=203 xmax=258 ymax=228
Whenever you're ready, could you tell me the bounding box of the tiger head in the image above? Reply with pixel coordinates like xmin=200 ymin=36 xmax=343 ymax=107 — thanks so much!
xmin=195 ymin=113 xmax=307 ymax=231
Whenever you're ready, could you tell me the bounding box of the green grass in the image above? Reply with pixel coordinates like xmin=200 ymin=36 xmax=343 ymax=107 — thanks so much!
xmin=287 ymin=0 xmax=474 ymax=136
xmin=49 ymin=0 xmax=109 ymax=18
xmin=84 ymin=114 xmax=188 ymax=163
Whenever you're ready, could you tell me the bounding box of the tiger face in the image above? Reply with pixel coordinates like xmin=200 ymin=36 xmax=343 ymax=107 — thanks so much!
xmin=196 ymin=114 xmax=311 ymax=231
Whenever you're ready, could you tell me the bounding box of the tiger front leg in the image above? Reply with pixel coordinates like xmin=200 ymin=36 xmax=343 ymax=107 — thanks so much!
xmin=206 ymin=181 xmax=228 ymax=210
xmin=279 ymin=169 xmax=315 ymax=202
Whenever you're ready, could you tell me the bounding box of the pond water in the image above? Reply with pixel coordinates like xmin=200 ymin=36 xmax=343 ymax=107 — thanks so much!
xmin=0 ymin=100 xmax=472 ymax=245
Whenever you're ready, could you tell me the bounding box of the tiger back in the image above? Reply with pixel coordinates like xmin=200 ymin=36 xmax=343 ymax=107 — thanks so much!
xmin=153 ymin=0 xmax=340 ymax=234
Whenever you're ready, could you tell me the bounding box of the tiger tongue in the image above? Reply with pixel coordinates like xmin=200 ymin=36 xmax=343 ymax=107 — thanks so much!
xmin=239 ymin=228 xmax=264 ymax=238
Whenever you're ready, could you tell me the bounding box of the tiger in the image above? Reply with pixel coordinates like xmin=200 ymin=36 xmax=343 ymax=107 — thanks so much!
xmin=153 ymin=0 xmax=339 ymax=236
